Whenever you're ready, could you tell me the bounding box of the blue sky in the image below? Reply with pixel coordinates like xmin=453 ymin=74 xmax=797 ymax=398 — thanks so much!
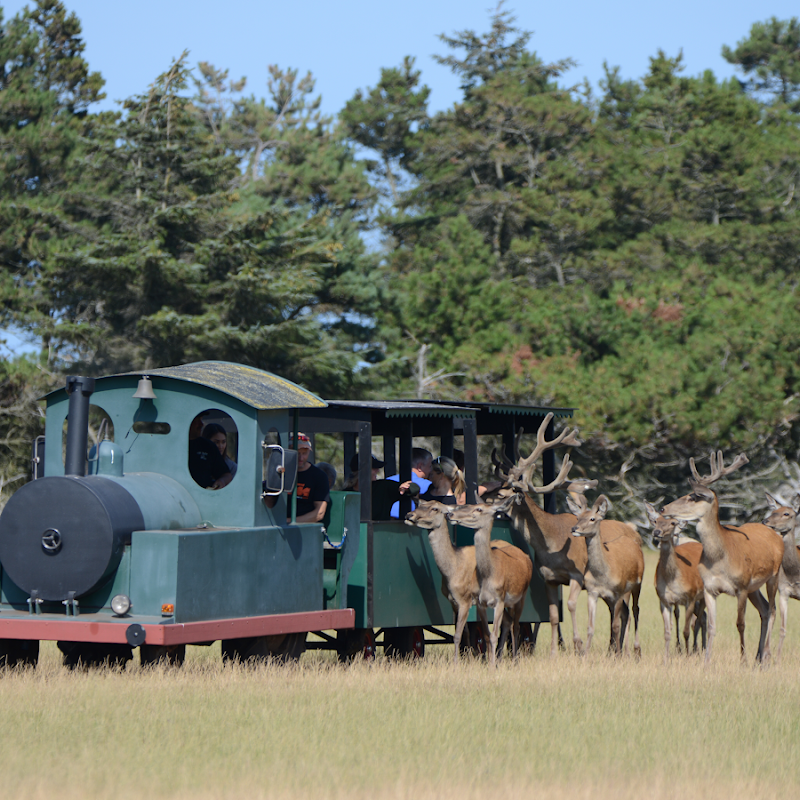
xmin=2 ymin=0 xmax=798 ymax=117
xmin=1 ymin=0 xmax=798 ymax=356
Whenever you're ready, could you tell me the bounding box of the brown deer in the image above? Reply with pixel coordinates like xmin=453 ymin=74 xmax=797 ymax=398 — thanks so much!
xmin=569 ymin=495 xmax=644 ymax=656
xmin=404 ymin=500 xmax=514 ymax=662
xmin=763 ymin=492 xmax=800 ymax=663
xmin=491 ymin=414 xmax=639 ymax=656
xmin=446 ymin=500 xmax=533 ymax=668
xmin=660 ymin=452 xmax=783 ymax=664
xmin=644 ymin=502 xmax=706 ymax=663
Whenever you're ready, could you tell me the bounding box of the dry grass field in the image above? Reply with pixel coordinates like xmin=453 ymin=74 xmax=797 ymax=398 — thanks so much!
xmin=2 ymin=549 xmax=800 ymax=800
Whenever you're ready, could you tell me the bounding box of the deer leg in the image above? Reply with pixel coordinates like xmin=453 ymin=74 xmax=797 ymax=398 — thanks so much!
xmin=764 ymin=575 xmax=778 ymax=663
xmin=777 ymin=589 xmax=789 ymax=664
xmin=453 ymin=603 xmax=470 ymax=664
xmin=566 ymin=579 xmax=583 ymax=653
xmin=737 ymin=592 xmax=749 ymax=661
xmin=694 ymin=600 xmax=708 ymax=653
xmin=661 ymin=601 xmax=672 ymax=665
xmin=511 ymin=601 xmax=524 ymax=659
xmin=615 ymin=599 xmax=630 ymax=652
xmin=583 ymin=592 xmax=598 ymax=654
xmin=489 ymin=602 xmax=505 ymax=669
xmin=603 ymin=597 xmax=616 ymax=653
xmin=610 ymin=598 xmax=624 ymax=656
xmin=682 ymin=604 xmax=692 ymax=655
xmin=746 ymin=589 xmax=770 ymax=662
xmin=694 ymin=600 xmax=707 ymax=652
xmin=497 ymin=614 xmax=512 ymax=660
xmin=704 ymin=590 xmax=717 ymax=664
xmin=476 ymin=604 xmax=491 ymax=655
xmin=631 ymin=586 xmax=641 ymax=658
xmin=620 ymin=592 xmax=632 ymax=656
xmin=674 ymin=604 xmax=683 ymax=654
xmin=546 ymin=583 xmax=561 ymax=657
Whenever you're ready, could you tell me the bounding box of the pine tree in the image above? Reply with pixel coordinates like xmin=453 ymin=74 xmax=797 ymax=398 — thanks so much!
xmin=723 ymin=17 xmax=800 ymax=109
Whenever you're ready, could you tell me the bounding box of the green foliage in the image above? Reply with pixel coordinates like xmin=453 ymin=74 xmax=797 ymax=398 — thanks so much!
xmin=352 ymin=8 xmax=800 ymax=500
xmin=340 ymin=56 xmax=430 ymax=206
xmin=723 ymin=16 xmax=800 ymax=108
xmin=0 ymin=353 xmax=56 ymax=506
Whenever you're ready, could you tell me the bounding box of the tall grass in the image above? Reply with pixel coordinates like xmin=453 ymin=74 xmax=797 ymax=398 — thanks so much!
xmin=1 ymin=550 xmax=799 ymax=799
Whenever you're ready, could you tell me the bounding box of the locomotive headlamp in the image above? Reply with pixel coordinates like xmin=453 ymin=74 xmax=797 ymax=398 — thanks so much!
xmin=111 ymin=594 xmax=132 ymax=617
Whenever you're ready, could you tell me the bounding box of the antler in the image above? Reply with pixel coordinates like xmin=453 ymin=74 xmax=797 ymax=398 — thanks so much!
xmin=516 ymin=413 xmax=583 ymax=486
xmin=688 ymin=450 xmax=749 ymax=487
xmin=526 ymin=453 xmax=575 ymax=495
xmin=490 ymin=445 xmax=515 ymax=480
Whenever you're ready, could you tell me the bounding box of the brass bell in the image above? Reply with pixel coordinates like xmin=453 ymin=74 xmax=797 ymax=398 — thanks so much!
xmin=132 ymin=376 xmax=157 ymax=400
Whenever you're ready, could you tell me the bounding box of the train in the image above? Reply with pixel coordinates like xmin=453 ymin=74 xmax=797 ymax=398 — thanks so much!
xmin=0 ymin=361 xmax=573 ymax=666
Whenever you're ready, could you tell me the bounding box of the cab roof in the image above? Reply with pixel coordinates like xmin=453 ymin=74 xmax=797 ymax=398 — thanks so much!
xmin=46 ymin=361 xmax=327 ymax=411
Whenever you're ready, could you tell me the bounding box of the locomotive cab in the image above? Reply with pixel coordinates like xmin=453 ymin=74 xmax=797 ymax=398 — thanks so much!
xmin=0 ymin=362 xmax=354 ymax=666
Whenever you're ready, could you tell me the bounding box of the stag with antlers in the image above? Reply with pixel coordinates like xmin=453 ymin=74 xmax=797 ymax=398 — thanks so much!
xmin=489 ymin=413 xmax=641 ymax=656
xmin=661 ymin=452 xmax=783 ymax=664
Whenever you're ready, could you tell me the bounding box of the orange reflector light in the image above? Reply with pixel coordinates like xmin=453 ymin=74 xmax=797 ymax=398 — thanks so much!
xmin=161 ymin=603 xmax=174 ymax=615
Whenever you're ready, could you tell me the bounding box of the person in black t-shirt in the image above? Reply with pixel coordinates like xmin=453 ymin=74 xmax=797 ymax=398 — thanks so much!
xmin=289 ymin=432 xmax=329 ymax=523
xmin=188 ymin=414 xmax=232 ymax=490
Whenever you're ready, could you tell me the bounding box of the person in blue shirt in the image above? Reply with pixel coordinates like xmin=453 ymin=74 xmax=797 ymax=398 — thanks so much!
xmin=388 ymin=447 xmax=433 ymax=518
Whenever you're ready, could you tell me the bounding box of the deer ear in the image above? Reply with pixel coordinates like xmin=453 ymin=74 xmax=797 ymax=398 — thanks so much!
xmin=765 ymin=492 xmax=780 ymax=512
xmin=792 ymin=494 xmax=800 ymax=514
xmin=595 ymin=495 xmax=610 ymax=517
xmin=566 ymin=493 xmax=586 ymax=516
xmin=644 ymin=502 xmax=659 ymax=527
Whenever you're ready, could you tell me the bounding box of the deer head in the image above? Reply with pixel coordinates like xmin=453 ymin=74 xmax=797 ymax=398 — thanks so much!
xmin=644 ymin=501 xmax=688 ymax=545
xmin=405 ymin=500 xmax=451 ymax=531
xmin=763 ymin=492 xmax=800 ymax=537
xmin=570 ymin=495 xmax=610 ymax=538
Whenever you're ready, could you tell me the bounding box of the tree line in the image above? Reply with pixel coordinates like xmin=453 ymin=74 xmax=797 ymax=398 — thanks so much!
xmin=1 ymin=0 xmax=799 ymax=510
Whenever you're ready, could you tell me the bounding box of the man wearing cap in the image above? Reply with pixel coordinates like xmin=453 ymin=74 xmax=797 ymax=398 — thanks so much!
xmin=290 ymin=433 xmax=329 ymax=524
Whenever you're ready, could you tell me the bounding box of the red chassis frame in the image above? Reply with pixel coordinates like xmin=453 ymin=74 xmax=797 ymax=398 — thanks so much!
xmin=0 ymin=608 xmax=355 ymax=646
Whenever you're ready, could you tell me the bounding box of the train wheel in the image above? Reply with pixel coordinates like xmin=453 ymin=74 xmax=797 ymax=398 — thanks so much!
xmin=221 ymin=634 xmax=307 ymax=665
xmin=58 ymin=641 xmax=133 ymax=669
xmin=0 ymin=639 xmax=39 ymax=668
xmin=383 ymin=626 xmax=425 ymax=659
xmin=139 ymin=644 xmax=186 ymax=667
xmin=467 ymin=621 xmax=487 ymax=656
xmin=336 ymin=628 xmax=376 ymax=662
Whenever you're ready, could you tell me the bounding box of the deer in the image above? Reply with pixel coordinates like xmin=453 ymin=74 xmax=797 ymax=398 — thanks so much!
xmin=404 ymin=500 xmax=515 ymax=662
xmin=644 ymin=502 xmax=706 ymax=663
xmin=568 ymin=494 xmax=643 ymax=656
xmin=763 ymin=492 xmax=800 ymax=663
xmin=446 ymin=499 xmax=533 ymax=668
xmin=489 ymin=413 xmax=640 ymax=656
xmin=660 ymin=452 xmax=783 ymax=664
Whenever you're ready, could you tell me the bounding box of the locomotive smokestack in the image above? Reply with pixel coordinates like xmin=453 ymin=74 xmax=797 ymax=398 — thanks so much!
xmin=64 ymin=376 xmax=96 ymax=477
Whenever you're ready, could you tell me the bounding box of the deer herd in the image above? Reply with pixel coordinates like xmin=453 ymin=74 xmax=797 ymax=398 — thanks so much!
xmin=406 ymin=413 xmax=800 ymax=668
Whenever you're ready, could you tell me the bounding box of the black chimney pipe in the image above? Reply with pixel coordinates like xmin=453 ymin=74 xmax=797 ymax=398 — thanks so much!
xmin=64 ymin=376 xmax=96 ymax=477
